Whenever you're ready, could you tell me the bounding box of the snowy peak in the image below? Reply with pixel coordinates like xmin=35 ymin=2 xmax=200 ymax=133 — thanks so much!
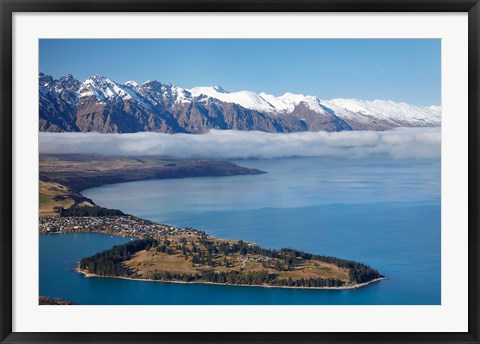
xmin=323 ymin=98 xmax=441 ymax=127
xmin=124 ymin=80 xmax=139 ymax=88
xmin=259 ymin=92 xmax=327 ymax=114
xmin=55 ymin=74 xmax=80 ymax=94
xmin=79 ymin=75 xmax=132 ymax=102
xmin=189 ymin=86 xmax=277 ymax=112
xmin=39 ymin=73 xmax=80 ymax=107
xmin=162 ymin=84 xmax=191 ymax=104
xmin=140 ymin=80 xmax=191 ymax=107
xmin=77 ymin=74 xmax=171 ymax=111
xmin=39 ymin=73 xmax=54 ymax=90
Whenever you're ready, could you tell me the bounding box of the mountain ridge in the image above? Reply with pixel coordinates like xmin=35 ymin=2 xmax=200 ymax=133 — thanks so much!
xmin=39 ymin=73 xmax=441 ymax=134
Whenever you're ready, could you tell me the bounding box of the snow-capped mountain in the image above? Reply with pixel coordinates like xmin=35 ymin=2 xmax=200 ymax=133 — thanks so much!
xmin=39 ymin=73 xmax=80 ymax=132
xmin=39 ymin=73 xmax=441 ymax=133
xmin=188 ymin=86 xmax=440 ymax=129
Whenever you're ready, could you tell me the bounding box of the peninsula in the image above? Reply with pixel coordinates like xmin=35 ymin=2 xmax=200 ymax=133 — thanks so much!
xmin=77 ymin=233 xmax=384 ymax=289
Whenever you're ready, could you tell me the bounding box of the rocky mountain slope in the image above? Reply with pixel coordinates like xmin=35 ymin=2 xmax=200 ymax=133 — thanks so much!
xmin=39 ymin=73 xmax=441 ymax=134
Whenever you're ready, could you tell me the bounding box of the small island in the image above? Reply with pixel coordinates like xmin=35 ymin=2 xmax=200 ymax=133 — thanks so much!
xmin=39 ymin=154 xmax=385 ymax=291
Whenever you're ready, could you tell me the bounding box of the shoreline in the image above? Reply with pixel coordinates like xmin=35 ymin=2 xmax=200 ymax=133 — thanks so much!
xmin=39 ymin=157 xmax=386 ymax=292
xmin=41 ymin=204 xmax=387 ymax=292
xmin=40 ymin=228 xmax=257 ymax=247
xmin=40 ymin=228 xmax=142 ymax=239
xmin=75 ymin=266 xmax=387 ymax=291
xmin=40 ymin=155 xmax=267 ymax=195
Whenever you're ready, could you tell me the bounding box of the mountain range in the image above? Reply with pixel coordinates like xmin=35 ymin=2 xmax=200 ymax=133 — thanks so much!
xmin=39 ymin=73 xmax=441 ymax=134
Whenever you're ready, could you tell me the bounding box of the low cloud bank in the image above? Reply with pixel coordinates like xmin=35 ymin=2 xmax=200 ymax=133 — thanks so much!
xmin=39 ymin=128 xmax=441 ymax=159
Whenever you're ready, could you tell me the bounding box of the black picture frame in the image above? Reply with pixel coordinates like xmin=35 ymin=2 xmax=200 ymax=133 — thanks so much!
xmin=1 ymin=0 xmax=479 ymax=343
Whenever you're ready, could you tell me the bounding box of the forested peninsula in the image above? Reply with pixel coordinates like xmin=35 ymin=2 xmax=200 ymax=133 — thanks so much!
xmin=78 ymin=235 xmax=384 ymax=289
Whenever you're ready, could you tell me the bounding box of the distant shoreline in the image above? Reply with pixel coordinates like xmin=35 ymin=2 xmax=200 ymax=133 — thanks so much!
xmin=75 ymin=266 xmax=387 ymax=291
xmin=40 ymin=154 xmax=266 ymax=195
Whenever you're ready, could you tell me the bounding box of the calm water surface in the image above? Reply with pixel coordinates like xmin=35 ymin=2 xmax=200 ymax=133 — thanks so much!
xmin=40 ymin=156 xmax=440 ymax=304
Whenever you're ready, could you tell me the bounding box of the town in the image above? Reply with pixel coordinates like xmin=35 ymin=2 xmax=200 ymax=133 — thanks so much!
xmin=39 ymin=215 xmax=206 ymax=239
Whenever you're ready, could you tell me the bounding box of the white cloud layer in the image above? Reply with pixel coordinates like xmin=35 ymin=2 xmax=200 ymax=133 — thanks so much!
xmin=39 ymin=128 xmax=441 ymax=160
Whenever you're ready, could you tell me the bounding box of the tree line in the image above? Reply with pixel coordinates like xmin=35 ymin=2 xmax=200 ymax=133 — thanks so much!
xmin=58 ymin=205 xmax=125 ymax=217
xmin=79 ymin=238 xmax=158 ymax=276
xmin=145 ymin=269 xmax=345 ymax=288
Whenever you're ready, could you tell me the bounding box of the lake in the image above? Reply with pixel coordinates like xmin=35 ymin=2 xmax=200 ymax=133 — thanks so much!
xmin=40 ymin=156 xmax=440 ymax=305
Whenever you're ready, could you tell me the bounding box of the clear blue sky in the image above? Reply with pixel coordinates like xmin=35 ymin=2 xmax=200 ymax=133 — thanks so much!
xmin=39 ymin=39 xmax=440 ymax=106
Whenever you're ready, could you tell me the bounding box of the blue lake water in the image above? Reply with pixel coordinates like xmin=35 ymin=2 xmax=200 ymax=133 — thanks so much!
xmin=40 ymin=156 xmax=441 ymax=305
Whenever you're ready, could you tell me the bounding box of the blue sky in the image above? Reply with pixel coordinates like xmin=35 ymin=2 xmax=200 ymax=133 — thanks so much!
xmin=39 ymin=39 xmax=440 ymax=106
